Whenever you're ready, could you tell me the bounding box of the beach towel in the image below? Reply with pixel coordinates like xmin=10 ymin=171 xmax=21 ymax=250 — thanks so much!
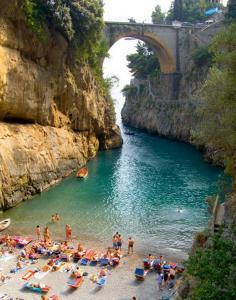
xmin=22 ymin=270 xmax=35 ymax=280
xmin=24 ymin=281 xmax=50 ymax=293
xmin=99 ymin=258 xmax=109 ymax=266
xmin=67 ymin=277 xmax=84 ymax=288
xmin=97 ymin=276 xmax=107 ymax=287
xmin=34 ymin=265 xmax=52 ymax=279
xmin=10 ymin=265 xmax=28 ymax=274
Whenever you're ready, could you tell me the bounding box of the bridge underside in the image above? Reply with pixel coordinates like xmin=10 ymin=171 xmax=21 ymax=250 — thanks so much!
xmin=104 ymin=23 xmax=178 ymax=74
xmin=109 ymin=33 xmax=176 ymax=74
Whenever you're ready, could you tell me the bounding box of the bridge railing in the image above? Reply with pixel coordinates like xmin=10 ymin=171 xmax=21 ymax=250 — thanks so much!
xmin=105 ymin=21 xmax=206 ymax=30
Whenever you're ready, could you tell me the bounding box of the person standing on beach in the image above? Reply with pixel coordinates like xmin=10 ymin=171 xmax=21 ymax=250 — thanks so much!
xmin=112 ymin=235 xmax=117 ymax=249
xmin=44 ymin=227 xmax=50 ymax=243
xmin=35 ymin=225 xmax=41 ymax=240
xmin=157 ymin=272 xmax=163 ymax=291
xmin=128 ymin=237 xmax=134 ymax=254
xmin=66 ymin=224 xmax=72 ymax=241
xmin=117 ymin=234 xmax=122 ymax=251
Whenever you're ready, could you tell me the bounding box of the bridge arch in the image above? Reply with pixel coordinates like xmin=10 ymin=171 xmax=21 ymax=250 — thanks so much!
xmin=104 ymin=22 xmax=177 ymax=74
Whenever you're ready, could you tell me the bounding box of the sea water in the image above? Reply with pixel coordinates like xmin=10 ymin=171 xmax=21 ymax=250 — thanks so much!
xmin=3 ymin=127 xmax=225 ymax=259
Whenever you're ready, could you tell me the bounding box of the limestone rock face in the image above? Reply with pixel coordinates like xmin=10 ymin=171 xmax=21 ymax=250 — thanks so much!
xmin=0 ymin=123 xmax=99 ymax=209
xmin=0 ymin=0 xmax=121 ymax=143
xmin=0 ymin=0 xmax=122 ymax=209
xmin=121 ymin=78 xmax=198 ymax=142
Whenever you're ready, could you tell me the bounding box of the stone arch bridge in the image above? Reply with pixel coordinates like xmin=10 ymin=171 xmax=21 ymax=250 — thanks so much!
xmin=104 ymin=21 xmax=220 ymax=99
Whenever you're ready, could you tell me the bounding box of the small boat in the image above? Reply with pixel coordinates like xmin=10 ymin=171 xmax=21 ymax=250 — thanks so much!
xmin=124 ymin=131 xmax=135 ymax=136
xmin=0 ymin=218 xmax=11 ymax=231
xmin=76 ymin=167 xmax=88 ymax=178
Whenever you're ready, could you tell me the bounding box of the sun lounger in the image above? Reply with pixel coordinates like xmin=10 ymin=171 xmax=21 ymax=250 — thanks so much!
xmin=52 ymin=260 xmax=65 ymax=271
xmin=85 ymin=249 xmax=96 ymax=260
xmin=61 ymin=250 xmax=73 ymax=261
xmin=34 ymin=265 xmax=52 ymax=279
xmin=163 ymin=264 xmax=171 ymax=271
xmin=99 ymin=258 xmax=109 ymax=266
xmin=67 ymin=276 xmax=84 ymax=288
xmin=80 ymin=258 xmax=88 ymax=265
xmin=13 ymin=236 xmax=32 ymax=247
xmin=29 ymin=253 xmax=39 ymax=260
xmin=153 ymin=259 xmax=161 ymax=270
xmin=143 ymin=258 xmax=151 ymax=270
xmin=90 ymin=260 xmax=98 ymax=266
xmin=135 ymin=268 xmax=148 ymax=281
xmin=97 ymin=276 xmax=107 ymax=287
xmin=24 ymin=281 xmax=50 ymax=293
xmin=22 ymin=270 xmax=35 ymax=280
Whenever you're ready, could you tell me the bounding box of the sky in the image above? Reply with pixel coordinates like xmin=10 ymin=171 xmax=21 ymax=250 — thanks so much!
xmin=103 ymin=0 xmax=228 ymax=23
xmin=103 ymin=0 xmax=172 ymax=22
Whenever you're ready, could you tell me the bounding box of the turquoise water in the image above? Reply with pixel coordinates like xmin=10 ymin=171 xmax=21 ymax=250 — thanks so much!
xmin=3 ymin=127 xmax=225 ymax=258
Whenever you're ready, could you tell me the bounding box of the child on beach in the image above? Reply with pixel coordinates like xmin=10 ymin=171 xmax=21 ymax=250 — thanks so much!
xmin=35 ymin=225 xmax=41 ymax=240
xmin=128 ymin=237 xmax=134 ymax=254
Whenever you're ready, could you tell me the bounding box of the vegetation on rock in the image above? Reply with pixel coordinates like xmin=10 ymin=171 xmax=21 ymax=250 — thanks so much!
xmin=21 ymin=0 xmax=107 ymax=82
xmin=226 ymin=0 xmax=236 ymax=21
xmin=126 ymin=42 xmax=160 ymax=80
xmin=151 ymin=5 xmax=165 ymax=23
xmin=166 ymin=0 xmax=223 ymax=23
xmin=121 ymin=42 xmax=160 ymax=98
xmin=193 ymin=23 xmax=236 ymax=178
xmin=183 ymin=232 xmax=236 ymax=300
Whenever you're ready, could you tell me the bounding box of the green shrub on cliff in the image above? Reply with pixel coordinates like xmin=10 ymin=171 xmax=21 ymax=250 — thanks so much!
xmin=22 ymin=0 xmax=49 ymax=39
xmin=184 ymin=233 xmax=236 ymax=300
xmin=21 ymin=0 xmax=105 ymax=62
xmin=21 ymin=0 xmax=110 ymax=95
xmin=192 ymin=46 xmax=213 ymax=68
xmin=193 ymin=23 xmax=236 ymax=177
xmin=166 ymin=0 xmax=223 ymax=23
xmin=127 ymin=41 xmax=160 ymax=80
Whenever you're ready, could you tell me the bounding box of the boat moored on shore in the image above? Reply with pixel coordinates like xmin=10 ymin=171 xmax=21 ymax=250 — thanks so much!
xmin=76 ymin=167 xmax=88 ymax=179
xmin=0 ymin=218 xmax=11 ymax=231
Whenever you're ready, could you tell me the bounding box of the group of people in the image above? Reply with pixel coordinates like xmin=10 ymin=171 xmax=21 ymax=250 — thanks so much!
xmin=112 ymin=232 xmax=134 ymax=254
xmin=35 ymin=213 xmax=74 ymax=244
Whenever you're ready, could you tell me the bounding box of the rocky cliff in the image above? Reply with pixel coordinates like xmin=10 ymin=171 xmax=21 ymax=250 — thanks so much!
xmin=122 ymin=77 xmax=199 ymax=142
xmin=0 ymin=0 xmax=122 ymax=209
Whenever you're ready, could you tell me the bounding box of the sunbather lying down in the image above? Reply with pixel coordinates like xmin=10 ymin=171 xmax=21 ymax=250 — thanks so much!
xmin=29 ymin=282 xmax=47 ymax=288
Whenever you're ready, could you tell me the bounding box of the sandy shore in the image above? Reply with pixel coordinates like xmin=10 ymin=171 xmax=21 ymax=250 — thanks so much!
xmin=0 ymin=239 xmax=182 ymax=300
